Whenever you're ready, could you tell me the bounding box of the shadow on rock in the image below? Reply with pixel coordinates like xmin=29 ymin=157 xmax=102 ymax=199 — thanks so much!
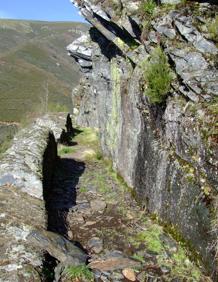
xmin=43 ymin=157 xmax=85 ymax=236
xmin=58 ymin=113 xmax=82 ymax=146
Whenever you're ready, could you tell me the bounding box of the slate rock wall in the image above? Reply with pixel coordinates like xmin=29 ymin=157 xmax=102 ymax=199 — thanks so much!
xmin=68 ymin=0 xmax=218 ymax=275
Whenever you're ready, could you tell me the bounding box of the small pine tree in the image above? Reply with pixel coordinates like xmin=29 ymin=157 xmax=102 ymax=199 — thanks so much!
xmin=143 ymin=46 xmax=173 ymax=104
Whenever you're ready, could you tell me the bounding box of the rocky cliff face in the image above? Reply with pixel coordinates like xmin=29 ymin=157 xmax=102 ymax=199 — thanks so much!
xmin=68 ymin=0 xmax=218 ymax=275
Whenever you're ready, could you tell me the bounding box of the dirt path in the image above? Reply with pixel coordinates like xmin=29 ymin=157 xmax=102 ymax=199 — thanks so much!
xmin=51 ymin=127 xmax=206 ymax=282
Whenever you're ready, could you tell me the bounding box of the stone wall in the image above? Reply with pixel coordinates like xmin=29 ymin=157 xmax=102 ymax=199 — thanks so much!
xmin=69 ymin=0 xmax=218 ymax=275
xmin=0 ymin=115 xmax=62 ymax=198
xmin=0 ymin=116 xmax=60 ymax=281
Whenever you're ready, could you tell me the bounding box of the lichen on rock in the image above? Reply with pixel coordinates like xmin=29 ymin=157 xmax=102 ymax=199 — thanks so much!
xmin=106 ymin=58 xmax=121 ymax=152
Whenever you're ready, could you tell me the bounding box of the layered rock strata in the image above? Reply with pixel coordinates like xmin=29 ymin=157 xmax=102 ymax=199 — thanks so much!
xmin=68 ymin=0 xmax=218 ymax=275
xmin=0 ymin=115 xmax=87 ymax=281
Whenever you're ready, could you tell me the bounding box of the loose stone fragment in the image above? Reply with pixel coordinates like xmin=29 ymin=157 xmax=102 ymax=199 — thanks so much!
xmin=27 ymin=229 xmax=88 ymax=264
xmin=87 ymin=237 xmax=103 ymax=254
xmin=90 ymin=199 xmax=107 ymax=213
xmin=122 ymin=268 xmax=136 ymax=281
xmin=89 ymin=258 xmax=140 ymax=271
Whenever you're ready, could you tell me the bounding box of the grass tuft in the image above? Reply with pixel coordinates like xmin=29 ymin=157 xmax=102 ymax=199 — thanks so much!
xmin=73 ymin=127 xmax=99 ymax=147
xmin=63 ymin=265 xmax=94 ymax=281
xmin=58 ymin=146 xmax=77 ymax=156
xmin=133 ymin=225 xmax=164 ymax=253
xmin=140 ymin=0 xmax=156 ymax=17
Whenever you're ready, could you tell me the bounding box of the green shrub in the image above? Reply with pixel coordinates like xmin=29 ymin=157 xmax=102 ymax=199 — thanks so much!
xmin=140 ymin=0 xmax=156 ymax=16
xmin=142 ymin=46 xmax=173 ymax=104
xmin=207 ymin=15 xmax=218 ymax=42
xmin=63 ymin=265 xmax=94 ymax=281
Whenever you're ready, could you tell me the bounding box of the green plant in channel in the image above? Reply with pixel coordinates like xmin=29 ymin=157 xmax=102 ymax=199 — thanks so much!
xmin=63 ymin=265 xmax=94 ymax=281
xmin=58 ymin=146 xmax=77 ymax=156
xmin=142 ymin=46 xmax=173 ymax=104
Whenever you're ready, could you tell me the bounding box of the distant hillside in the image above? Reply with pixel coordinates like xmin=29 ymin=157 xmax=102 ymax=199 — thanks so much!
xmin=0 ymin=19 xmax=88 ymax=122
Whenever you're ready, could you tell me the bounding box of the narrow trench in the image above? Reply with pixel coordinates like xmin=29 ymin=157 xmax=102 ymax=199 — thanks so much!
xmin=41 ymin=119 xmax=87 ymax=281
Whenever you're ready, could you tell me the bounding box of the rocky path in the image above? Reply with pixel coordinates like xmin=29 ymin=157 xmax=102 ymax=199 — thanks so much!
xmin=52 ymin=127 xmax=207 ymax=282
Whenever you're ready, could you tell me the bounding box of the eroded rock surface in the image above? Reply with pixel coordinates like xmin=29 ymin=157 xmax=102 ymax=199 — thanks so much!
xmin=69 ymin=0 xmax=218 ymax=276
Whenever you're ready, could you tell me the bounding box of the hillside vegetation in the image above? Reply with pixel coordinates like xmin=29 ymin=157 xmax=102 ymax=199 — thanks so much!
xmin=0 ymin=19 xmax=88 ymax=122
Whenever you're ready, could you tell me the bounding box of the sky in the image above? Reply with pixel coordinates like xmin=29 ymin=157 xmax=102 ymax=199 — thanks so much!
xmin=0 ymin=0 xmax=85 ymax=22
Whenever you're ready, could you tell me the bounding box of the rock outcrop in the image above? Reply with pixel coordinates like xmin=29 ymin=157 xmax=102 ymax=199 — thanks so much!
xmin=68 ymin=0 xmax=218 ymax=276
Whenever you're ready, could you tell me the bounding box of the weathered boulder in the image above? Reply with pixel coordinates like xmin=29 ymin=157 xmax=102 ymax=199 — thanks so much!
xmin=174 ymin=15 xmax=217 ymax=54
xmin=167 ymin=48 xmax=217 ymax=101
xmin=67 ymin=34 xmax=93 ymax=74
xmin=28 ymin=229 xmax=87 ymax=264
